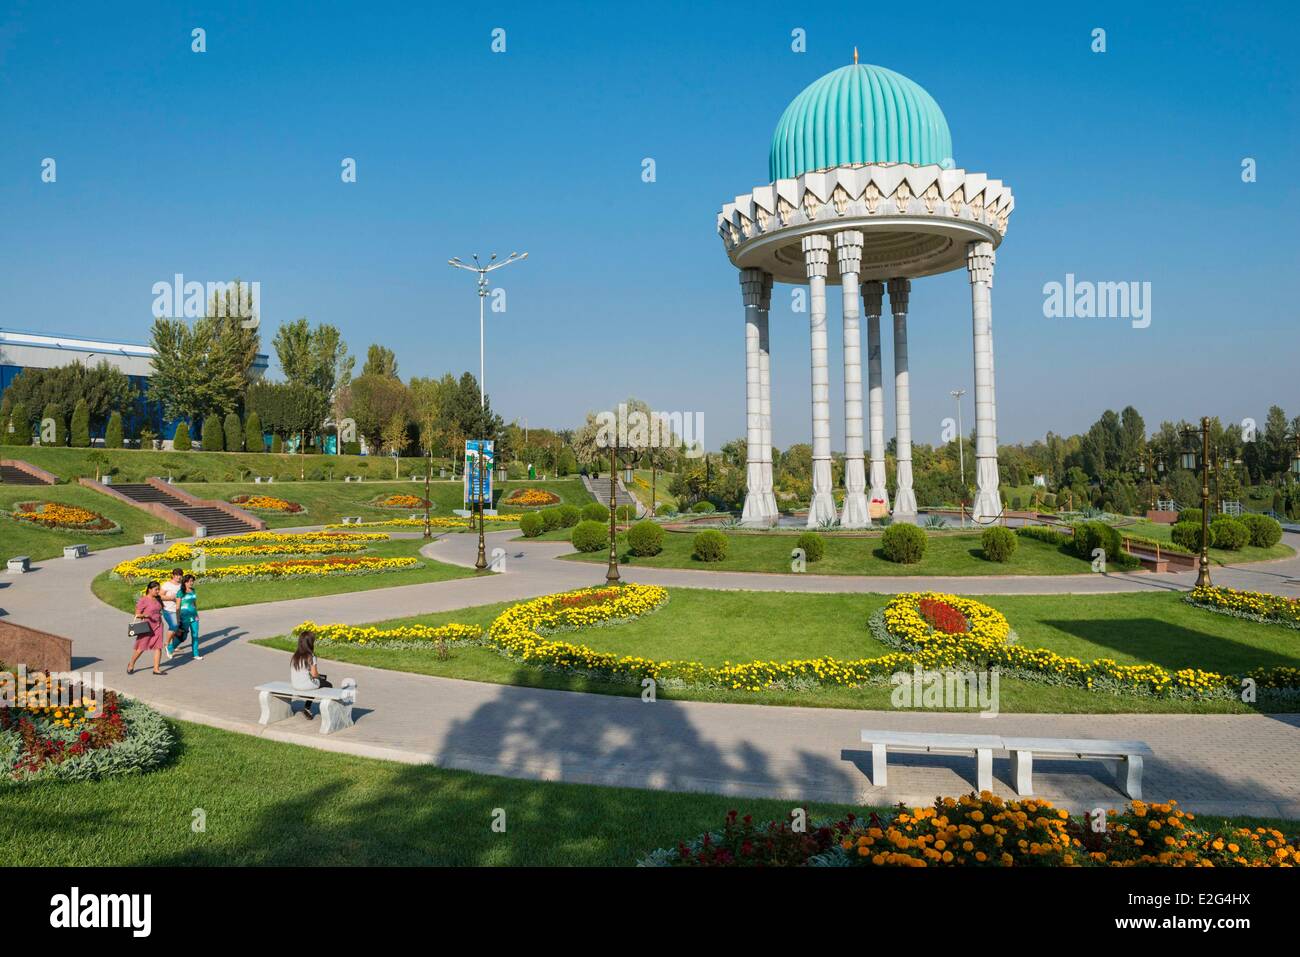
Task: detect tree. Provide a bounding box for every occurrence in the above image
[1261,405,1290,480]
[0,361,139,436]
[105,411,124,449]
[347,374,412,448]
[70,399,91,448]
[362,344,399,379]
[271,434,283,453]
[246,381,329,450]
[173,422,192,451]
[40,402,66,446]
[224,412,243,452]
[6,402,29,445]
[409,374,456,456]
[273,319,353,403]
[147,288,260,422]
[245,411,264,452]
[382,413,409,458]
[201,414,224,452]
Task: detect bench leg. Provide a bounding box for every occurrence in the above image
[259,691,293,726]
[1011,750,1033,796]
[318,698,355,735]
[870,743,888,787]
[1116,755,1143,801]
[976,748,993,794]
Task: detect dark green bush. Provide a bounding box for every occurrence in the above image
[692,529,728,562]
[627,520,664,556]
[796,531,825,563]
[245,412,264,453]
[1171,521,1213,551]
[571,520,608,552]
[616,504,637,522]
[691,501,716,513]
[655,502,676,516]
[1240,512,1282,548]
[981,526,1018,562]
[201,414,224,452]
[70,399,90,448]
[224,412,243,452]
[1209,516,1248,550]
[1179,507,1203,528]
[1071,521,1121,563]
[556,504,581,528]
[582,502,610,522]
[881,523,926,564]
[539,507,563,531]
[104,411,124,449]
[270,434,283,454]
[1016,525,1069,546]
[172,423,192,451]
[519,512,544,538]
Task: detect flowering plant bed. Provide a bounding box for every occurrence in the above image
[324,515,518,529]
[0,671,173,784]
[296,621,482,648]
[1185,586,1300,631]
[6,501,120,534]
[639,793,1300,867]
[230,494,305,514]
[503,488,560,507]
[370,493,432,510]
[110,532,414,582]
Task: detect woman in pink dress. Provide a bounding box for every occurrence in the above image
[128,580,168,676]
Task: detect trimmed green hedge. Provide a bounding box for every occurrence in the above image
[796,531,825,563]
[981,526,1017,562]
[881,523,926,564]
[572,520,607,552]
[582,502,610,523]
[627,520,664,556]
[519,512,544,537]
[692,529,728,562]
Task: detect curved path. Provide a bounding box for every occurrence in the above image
[1,528,1298,818]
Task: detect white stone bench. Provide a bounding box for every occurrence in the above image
[6,556,31,574]
[860,729,1002,792]
[143,532,165,545]
[1001,736,1153,800]
[341,516,363,524]
[256,679,357,735]
[62,544,89,559]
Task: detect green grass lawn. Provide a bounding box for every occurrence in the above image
[176,478,589,528]
[256,589,1300,714]
[551,527,1099,576]
[1121,518,1294,564]
[91,535,481,611]
[0,483,188,561]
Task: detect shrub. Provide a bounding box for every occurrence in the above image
[1071,520,1121,563]
[172,422,192,451]
[692,529,728,562]
[556,504,581,528]
[1015,526,1068,547]
[981,526,1018,562]
[519,512,544,538]
[692,500,717,513]
[571,520,607,552]
[1179,507,1203,528]
[1241,512,1283,548]
[881,523,926,564]
[1209,516,1248,550]
[201,414,224,452]
[5,401,28,445]
[796,531,825,563]
[270,434,283,454]
[70,399,90,448]
[539,507,563,531]
[582,502,610,522]
[245,412,264,452]
[224,412,242,452]
[616,504,637,522]
[40,402,65,446]
[1171,521,1213,551]
[104,411,124,449]
[341,440,361,456]
[627,520,664,556]
[656,502,677,517]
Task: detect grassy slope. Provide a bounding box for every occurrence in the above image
[0,483,188,561]
[256,589,1300,714]
[91,536,481,611]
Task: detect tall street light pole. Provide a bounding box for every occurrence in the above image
[950,388,967,491]
[448,252,528,408]
[1181,417,1213,589]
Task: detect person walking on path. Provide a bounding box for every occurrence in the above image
[166,574,203,660]
[289,630,331,721]
[160,568,183,658]
[128,580,168,676]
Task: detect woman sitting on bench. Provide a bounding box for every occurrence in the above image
[290,630,332,721]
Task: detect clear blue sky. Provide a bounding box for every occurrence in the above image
[2,0,1295,450]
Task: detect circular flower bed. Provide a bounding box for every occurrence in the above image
[503,487,560,508]
[0,671,174,784]
[6,501,120,534]
[638,793,1300,867]
[371,493,432,510]
[230,494,304,514]
[110,532,416,582]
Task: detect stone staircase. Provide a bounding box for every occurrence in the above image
[109,482,262,537]
[0,463,51,485]
[581,472,642,515]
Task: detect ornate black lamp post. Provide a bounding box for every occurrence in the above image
[604,442,639,584]
[1181,417,1213,588]
[474,442,489,571]
[423,446,433,540]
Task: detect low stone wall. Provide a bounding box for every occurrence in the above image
[0,620,72,672]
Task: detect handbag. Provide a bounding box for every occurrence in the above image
[128,620,153,638]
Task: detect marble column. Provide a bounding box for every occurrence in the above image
[739,267,773,526]
[968,241,1002,522]
[835,231,869,527]
[888,277,918,519]
[802,233,836,527]
[757,272,778,518]
[862,279,889,516]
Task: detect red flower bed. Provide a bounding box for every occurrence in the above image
[0,680,125,777]
[918,597,968,634]
[672,809,860,866]
[555,589,621,609]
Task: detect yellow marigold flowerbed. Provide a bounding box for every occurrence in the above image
[109,532,411,582]
[504,487,560,507]
[876,592,1298,698]
[1186,585,1300,631]
[372,493,430,510]
[230,494,304,514]
[295,621,482,647]
[324,515,517,530]
[7,501,119,533]
[640,793,1300,867]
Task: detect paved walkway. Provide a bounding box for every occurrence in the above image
[1,528,1297,817]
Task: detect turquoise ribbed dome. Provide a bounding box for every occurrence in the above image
[769,64,953,180]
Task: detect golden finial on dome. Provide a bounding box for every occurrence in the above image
[853,47,859,65]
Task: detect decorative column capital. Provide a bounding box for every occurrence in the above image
[967,241,995,286]
[759,271,773,311]
[887,277,911,315]
[833,230,864,277]
[739,267,766,307]
[861,279,884,317]
[801,233,831,280]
